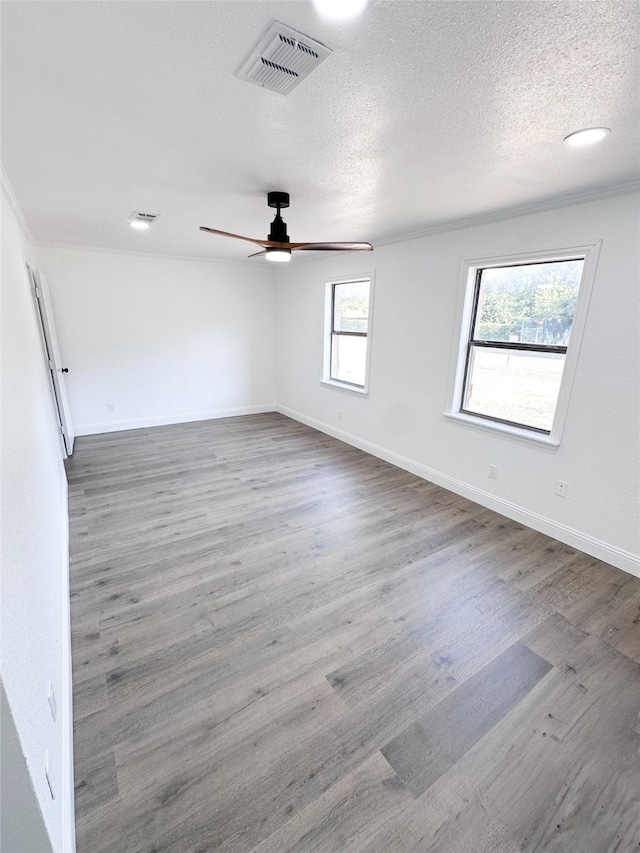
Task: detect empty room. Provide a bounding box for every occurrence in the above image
[1,1,639,852]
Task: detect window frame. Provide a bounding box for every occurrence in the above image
[446,242,602,447]
[321,273,375,394]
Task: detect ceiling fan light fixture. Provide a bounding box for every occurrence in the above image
[265,248,292,263]
[563,127,611,147]
[313,0,368,20]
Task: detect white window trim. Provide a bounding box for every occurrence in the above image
[444,241,602,448]
[321,272,375,395]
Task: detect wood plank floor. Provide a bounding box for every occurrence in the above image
[66,413,640,853]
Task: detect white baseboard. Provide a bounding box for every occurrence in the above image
[61,476,76,852]
[278,405,640,579]
[74,404,276,436]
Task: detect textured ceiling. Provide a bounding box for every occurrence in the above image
[1,1,638,261]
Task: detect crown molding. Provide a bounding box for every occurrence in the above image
[31,240,270,270]
[11,178,640,268]
[0,163,35,242]
[375,181,640,249]
[31,237,348,268]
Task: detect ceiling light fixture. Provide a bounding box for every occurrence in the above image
[312,0,368,21]
[129,220,150,231]
[265,248,292,263]
[563,127,611,148]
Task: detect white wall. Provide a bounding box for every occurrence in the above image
[1,184,74,850]
[35,246,277,434]
[275,192,640,576]
[1,682,53,852]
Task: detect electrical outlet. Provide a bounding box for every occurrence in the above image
[45,752,55,800]
[337,410,343,420]
[107,403,116,413]
[47,682,57,722]
[488,464,498,480]
[555,480,568,497]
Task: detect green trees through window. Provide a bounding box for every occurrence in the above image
[474,260,582,346]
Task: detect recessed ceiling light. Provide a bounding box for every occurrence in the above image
[265,248,292,263]
[129,220,150,231]
[312,0,367,21]
[563,127,611,148]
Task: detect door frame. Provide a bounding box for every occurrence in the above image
[26,262,75,456]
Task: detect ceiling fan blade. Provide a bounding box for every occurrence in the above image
[290,242,373,252]
[200,227,269,248]
[248,242,372,258]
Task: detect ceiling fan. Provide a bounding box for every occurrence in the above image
[200,192,373,262]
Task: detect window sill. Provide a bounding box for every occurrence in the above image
[444,411,560,448]
[320,379,369,396]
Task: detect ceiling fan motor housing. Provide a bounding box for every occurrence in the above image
[268,215,289,242]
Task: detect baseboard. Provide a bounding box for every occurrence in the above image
[61,476,76,853]
[74,405,277,436]
[277,405,640,579]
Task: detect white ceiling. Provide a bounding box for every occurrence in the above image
[1,1,638,262]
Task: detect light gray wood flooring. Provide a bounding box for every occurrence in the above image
[66,413,640,852]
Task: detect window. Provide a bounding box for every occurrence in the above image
[323,277,373,391]
[448,244,601,445]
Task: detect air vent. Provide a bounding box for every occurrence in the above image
[236,21,332,95]
[130,211,159,224]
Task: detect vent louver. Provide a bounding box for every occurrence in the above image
[130,211,159,224]
[236,22,332,95]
